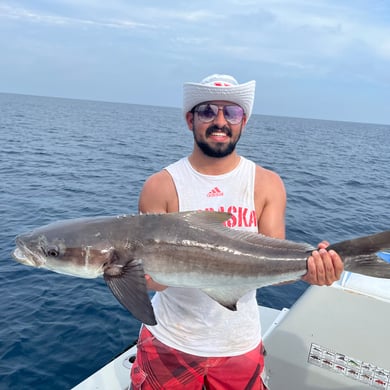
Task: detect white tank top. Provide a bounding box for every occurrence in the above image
[146,156,261,356]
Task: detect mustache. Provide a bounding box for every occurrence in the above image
[205,125,232,137]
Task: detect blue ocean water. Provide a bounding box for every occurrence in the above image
[0,93,389,389]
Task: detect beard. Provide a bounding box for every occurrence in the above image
[193,124,242,158]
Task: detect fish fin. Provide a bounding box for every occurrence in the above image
[342,254,390,279]
[104,259,157,325]
[200,286,254,311]
[182,211,314,252]
[328,231,390,279]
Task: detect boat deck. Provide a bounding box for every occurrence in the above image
[74,273,390,389]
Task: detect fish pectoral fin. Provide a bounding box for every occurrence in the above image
[200,287,253,311]
[104,259,157,326]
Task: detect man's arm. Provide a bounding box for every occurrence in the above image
[138,170,178,291]
[254,165,344,286]
[255,166,286,239]
[138,170,178,214]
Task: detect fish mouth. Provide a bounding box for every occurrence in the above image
[12,243,45,268]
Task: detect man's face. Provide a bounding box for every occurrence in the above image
[188,101,246,158]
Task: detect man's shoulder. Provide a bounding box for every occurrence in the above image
[254,164,285,195]
[139,170,178,213]
[144,169,173,187]
[254,163,282,180]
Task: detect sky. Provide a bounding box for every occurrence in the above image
[1,0,389,124]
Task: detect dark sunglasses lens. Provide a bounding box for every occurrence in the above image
[196,104,218,122]
[195,104,244,124]
[223,106,244,124]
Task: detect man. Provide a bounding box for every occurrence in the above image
[130,74,344,389]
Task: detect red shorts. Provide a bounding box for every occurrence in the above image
[130,326,267,390]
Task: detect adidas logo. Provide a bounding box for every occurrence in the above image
[207,187,224,197]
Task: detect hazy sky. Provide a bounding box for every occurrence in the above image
[1,0,389,124]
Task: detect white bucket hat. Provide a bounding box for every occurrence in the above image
[183,74,256,122]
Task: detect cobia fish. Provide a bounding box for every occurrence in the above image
[12,211,390,325]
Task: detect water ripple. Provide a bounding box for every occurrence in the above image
[1,93,389,388]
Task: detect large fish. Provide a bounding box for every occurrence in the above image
[12,211,390,325]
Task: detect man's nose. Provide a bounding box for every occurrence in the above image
[213,107,228,127]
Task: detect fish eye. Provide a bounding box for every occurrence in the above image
[45,246,60,257]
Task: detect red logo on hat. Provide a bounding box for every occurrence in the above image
[213,82,232,87]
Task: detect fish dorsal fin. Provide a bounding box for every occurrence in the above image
[180,211,314,252]
[104,258,157,325]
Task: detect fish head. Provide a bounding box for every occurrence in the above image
[12,217,119,279]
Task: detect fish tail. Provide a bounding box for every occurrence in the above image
[327,231,390,279]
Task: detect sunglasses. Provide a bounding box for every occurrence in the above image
[194,104,245,125]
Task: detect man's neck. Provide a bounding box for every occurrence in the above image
[188,150,241,175]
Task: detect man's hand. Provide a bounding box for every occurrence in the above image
[302,241,344,286]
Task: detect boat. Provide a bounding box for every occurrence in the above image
[73,272,390,390]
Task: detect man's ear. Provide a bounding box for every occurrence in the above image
[186,111,194,131]
[242,114,248,129]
